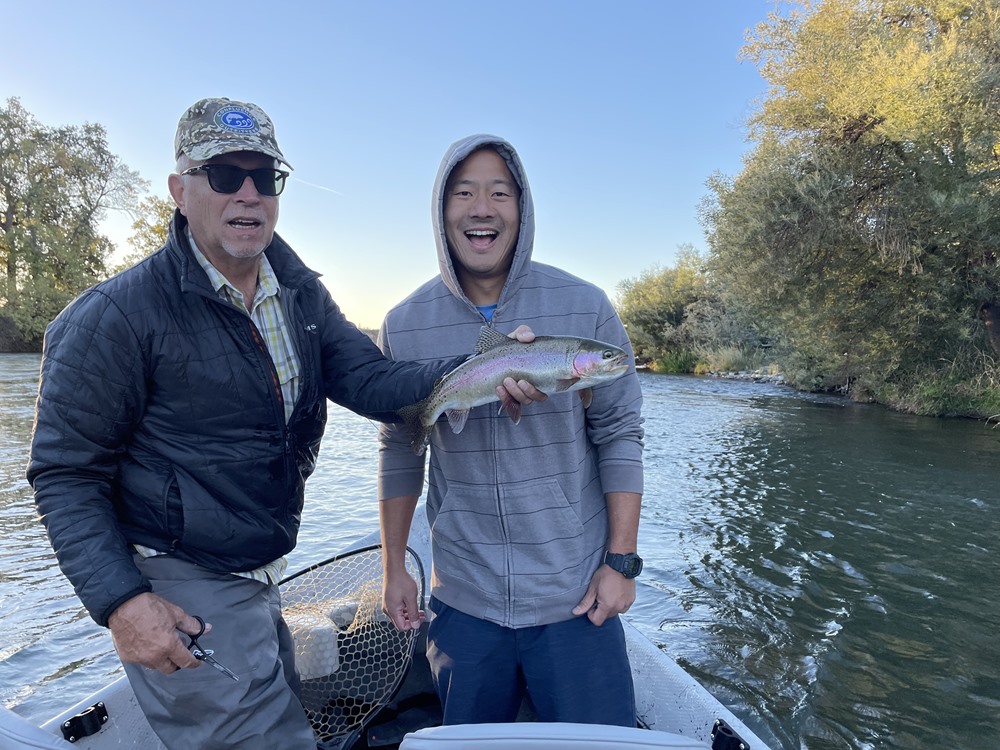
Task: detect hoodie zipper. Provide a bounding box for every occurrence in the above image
[483,315,514,625]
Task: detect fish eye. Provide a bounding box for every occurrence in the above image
[603,349,615,359]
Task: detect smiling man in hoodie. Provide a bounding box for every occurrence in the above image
[377,135,645,726]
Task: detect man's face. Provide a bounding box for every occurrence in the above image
[168,150,280,267]
[444,148,521,285]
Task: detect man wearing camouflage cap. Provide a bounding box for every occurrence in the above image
[28,97,543,749]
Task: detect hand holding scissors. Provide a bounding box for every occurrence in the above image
[183,616,240,682]
[108,593,209,673]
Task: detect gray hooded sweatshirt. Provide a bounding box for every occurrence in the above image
[378,134,644,628]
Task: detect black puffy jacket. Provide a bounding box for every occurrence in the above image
[28,214,449,626]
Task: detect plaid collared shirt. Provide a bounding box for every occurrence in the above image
[188,231,300,424]
[133,232,300,586]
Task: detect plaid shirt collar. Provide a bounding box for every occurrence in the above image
[186,227,280,304]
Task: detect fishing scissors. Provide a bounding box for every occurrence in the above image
[184,616,240,682]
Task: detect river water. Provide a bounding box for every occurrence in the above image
[2,353,998,749]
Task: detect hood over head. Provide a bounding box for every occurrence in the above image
[432,134,535,312]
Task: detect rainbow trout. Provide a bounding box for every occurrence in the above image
[398,326,629,455]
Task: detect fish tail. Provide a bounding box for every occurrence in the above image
[398,401,432,455]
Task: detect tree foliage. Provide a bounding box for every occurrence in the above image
[616,246,709,359]
[110,195,175,275]
[703,0,1000,406]
[0,97,146,347]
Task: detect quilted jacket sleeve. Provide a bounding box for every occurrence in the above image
[315,289,458,421]
[27,289,152,626]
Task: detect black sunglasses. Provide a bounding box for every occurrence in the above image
[181,164,289,197]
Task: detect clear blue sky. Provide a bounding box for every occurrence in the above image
[7,1,775,329]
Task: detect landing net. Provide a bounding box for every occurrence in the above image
[280,544,423,749]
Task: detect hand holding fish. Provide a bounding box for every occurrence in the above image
[398,326,630,455]
[495,325,551,409]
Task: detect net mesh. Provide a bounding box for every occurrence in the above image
[280,544,423,747]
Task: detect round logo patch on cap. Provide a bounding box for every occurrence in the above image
[213,105,260,134]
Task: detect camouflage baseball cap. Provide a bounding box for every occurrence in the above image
[174,97,292,169]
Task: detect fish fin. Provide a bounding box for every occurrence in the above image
[578,387,593,409]
[497,392,522,425]
[555,377,580,392]
[445,408,470,434]
[475,326,513,354]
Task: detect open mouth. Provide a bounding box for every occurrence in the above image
[465,229,498,249]
[229,218,262,231]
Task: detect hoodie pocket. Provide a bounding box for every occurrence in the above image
[500,478,587,597]
[432,478,587,600]
[432,482,506,585]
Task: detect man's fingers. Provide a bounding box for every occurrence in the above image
[572,589,597,617]
[177,615,210,638]
[499,377,548,406]
[508,325,535,343]
[387,605,424,632]
[171,638,204,670]
[517,380,548,402]
[588,601,611,627]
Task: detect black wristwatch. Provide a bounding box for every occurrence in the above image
[603,551,643,579]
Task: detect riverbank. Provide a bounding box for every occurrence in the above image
[705,369,787,385]
[696,361,1000,419]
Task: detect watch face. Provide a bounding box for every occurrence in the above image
[623,554,643,578]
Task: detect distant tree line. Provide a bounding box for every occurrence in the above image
[0,97,171,351]
[619,0,1000,418]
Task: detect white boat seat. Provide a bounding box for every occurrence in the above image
[399,722,708,749]
[0,704,69,749]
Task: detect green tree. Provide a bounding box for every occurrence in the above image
[110,195,175,274]
[704,0,1000,408]
[0,97,146,348]
[616,246,708,360]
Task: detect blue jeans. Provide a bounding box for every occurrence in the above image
[426,597,636,727]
